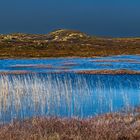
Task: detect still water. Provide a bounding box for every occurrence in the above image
[0,55,140,73]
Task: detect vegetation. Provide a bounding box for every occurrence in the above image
[0,29,140,58]
[76,69,140,74]
[0,112,140,140]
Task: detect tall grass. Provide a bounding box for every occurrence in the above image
[0,74,139,124]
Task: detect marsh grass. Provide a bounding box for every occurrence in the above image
[0,113,140,140]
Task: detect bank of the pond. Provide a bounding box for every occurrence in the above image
[76,69,140,74]
[0,69,140,75]
[0,112,140,140]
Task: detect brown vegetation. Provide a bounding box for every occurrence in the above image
[1,69,140,75]
[0,71,34,75]
[61,62,79,67]
[90,59,138,63]
[0,113,140,140]
[76,69,140,74]
[10,64,53,69]
[0,29,140,58]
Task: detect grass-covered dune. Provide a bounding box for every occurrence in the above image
[0,29,140,58]
[0,112,140,140]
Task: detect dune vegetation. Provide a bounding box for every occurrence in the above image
[0,29,140,58]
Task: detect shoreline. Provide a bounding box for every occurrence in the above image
[0,69,140,75]
[0,54,139,59]
[76,69,140,75]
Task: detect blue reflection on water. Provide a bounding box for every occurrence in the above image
[0,55,140,73]
[0,73,139,123]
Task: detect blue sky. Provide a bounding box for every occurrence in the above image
[0,0,140,37]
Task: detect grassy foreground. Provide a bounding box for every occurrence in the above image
[0,113,140,140]
[0,29,140,58]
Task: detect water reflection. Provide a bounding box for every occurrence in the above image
[0,73,139,123]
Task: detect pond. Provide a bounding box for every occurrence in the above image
[0,55,140,73]
[0,55,140,123]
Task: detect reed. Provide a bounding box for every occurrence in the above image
[0,73,139,124]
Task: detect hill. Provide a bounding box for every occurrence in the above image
[0,29,140,58]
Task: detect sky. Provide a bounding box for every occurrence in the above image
[0,0,140,37]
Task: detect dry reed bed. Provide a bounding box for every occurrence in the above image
[76,70,140,75]
[0,69,140,75]
[0,113,140,140]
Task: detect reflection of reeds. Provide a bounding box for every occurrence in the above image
[0,74,139,124]
[0,74,92,123]
[0,76,9,113]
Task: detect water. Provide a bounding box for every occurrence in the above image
[0,74,140,123]
[0,55,140,123]
[0,55,140,73]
